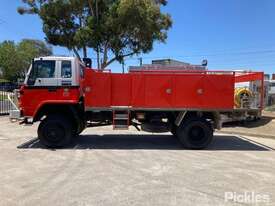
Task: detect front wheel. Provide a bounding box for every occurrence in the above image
[177,117,213,149]
[38,114,73,148]
[170,124,178,137]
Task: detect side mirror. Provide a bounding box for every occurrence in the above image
[83,58,92,68]
[202,59,208,67]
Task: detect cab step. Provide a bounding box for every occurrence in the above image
[113,110,130,130]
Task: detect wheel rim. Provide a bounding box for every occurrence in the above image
[43,123,65,143]
[188,125,207,145]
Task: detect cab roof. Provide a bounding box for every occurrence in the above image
[34,56,78,61]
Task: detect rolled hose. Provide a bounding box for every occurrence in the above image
[234,88,253,108]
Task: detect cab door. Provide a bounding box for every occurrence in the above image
[29,60,58,87]
[21,60,58,116]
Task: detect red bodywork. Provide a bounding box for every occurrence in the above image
[84,69,264,110]
[19,87,80,117]
[19,68,264,118]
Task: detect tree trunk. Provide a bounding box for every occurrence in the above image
[101,44,108,69]
[96,47,100,70]
[72,47,81,60]
[87,0,94,15]
[101,52,135,70]
[83,46,87,58]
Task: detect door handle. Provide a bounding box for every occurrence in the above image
[166,88,172,94]
[197,88,204,95]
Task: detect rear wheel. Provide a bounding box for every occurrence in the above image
[38,114,73,148]
[177,117,213,149]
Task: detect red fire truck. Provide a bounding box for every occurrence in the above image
[11,56,264,149]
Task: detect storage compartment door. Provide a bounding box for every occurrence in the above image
[144,75,172,108]
[173,74,204,108]
[85,72,111,108]
[202,74,234,109]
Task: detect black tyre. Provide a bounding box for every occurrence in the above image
[170,124,178,137]
[38,114,73,148]
[76,120,86,135]
[177,117,213,149]
[71,121,86,138]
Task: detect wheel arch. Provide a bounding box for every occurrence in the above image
[34,103,85,129]
[174,111,221,130]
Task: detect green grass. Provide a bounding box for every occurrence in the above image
[265,105,275,112]
[0,79,10,83]
[0,94,8,101]
[0,79,11,101]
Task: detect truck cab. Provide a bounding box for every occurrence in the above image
[25,56,84,87]
[20,56,85,119]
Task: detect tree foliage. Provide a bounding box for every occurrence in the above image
[0,41,20,82]
[18,39,52,74]
[0,39,52,82]
[18,0,172,69]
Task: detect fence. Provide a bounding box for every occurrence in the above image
[0,85,18,115]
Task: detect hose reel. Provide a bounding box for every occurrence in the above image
[234,88,253,108]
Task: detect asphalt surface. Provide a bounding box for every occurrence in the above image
[1,116,275,206]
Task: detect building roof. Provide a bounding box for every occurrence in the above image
[129,59,206,71]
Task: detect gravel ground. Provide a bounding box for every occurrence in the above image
[221,111,275,139]
[1,116,275,206]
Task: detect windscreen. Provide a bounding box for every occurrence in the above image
[27,60,56,85]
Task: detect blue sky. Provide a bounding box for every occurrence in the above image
[1,0,275,74]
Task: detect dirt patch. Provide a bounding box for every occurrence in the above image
[221,111,275,139]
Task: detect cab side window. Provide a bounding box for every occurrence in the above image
[34,60,55,78]
[61,61,72,78]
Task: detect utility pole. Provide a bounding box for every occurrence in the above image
[122,60,125,73]
[138,57,143,66]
